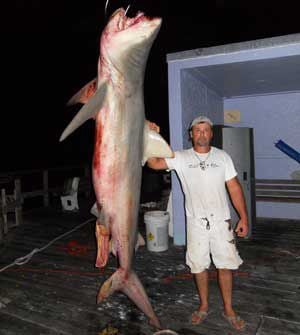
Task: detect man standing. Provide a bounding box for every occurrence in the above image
[147,116,248,331]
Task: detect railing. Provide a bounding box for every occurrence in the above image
[256,179,300,203]
[0,164,92,243]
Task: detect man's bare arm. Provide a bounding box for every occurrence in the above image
[226,177,249,237]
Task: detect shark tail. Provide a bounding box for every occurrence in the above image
[97,268,161,329]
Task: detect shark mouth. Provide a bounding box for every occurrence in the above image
[116,8,155,31]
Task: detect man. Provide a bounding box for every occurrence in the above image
[147,116,248,331]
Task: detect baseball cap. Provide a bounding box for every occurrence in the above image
[189,116,213,129]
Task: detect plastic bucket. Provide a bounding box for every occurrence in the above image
[144,211,170,252]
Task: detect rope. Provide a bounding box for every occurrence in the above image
[0,217,94,273]
[153,330,179,335]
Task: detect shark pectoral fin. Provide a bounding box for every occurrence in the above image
[95,221,110,268]
[142,124,173,165]
[59,81,107,142]
[135,232,146,252]
[67,77,97,106]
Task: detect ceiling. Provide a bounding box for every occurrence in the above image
[189,54,300,98]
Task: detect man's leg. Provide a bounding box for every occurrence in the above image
[191,270,209,324]
[218,269,245,330]
[218,269,233,314]
[186,220,210,324]
[194,270,209,311]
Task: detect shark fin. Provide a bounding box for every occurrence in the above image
[97,269,161,329]
[67,77,97,106]
[95,221,110,268]
[109,239,118,257]
[142,121,173,166]
[106,232,144,256]
[135,232,146,252]
[60,81,107,142]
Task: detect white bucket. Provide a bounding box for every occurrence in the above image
[144,211,170,252]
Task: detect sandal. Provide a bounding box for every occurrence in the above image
[222,313,245,331]
[191,310,208,325]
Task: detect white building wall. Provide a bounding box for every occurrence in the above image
[224,92,300,219]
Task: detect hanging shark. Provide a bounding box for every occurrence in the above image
[60,8,173,329]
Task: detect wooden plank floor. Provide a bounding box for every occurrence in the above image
[0,200,300,334]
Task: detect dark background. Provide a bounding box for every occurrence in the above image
[1,0,300,171]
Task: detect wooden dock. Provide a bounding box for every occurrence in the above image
[0,200,300,334]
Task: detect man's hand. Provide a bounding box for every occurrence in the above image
[235,218,248,237]
[147,121,160,133]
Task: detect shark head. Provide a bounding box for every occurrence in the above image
[99,8,162,79]
[60,8,161,142]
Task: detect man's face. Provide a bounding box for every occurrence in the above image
[190,122,213,147]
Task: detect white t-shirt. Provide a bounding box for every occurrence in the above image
[165,146,237,221]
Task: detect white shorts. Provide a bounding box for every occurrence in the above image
[186,217,243,273]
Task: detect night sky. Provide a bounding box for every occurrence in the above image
[2,0,300,171]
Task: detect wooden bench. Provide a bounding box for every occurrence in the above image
[256,179,300,203]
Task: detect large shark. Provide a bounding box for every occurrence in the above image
[60,8,173,329]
